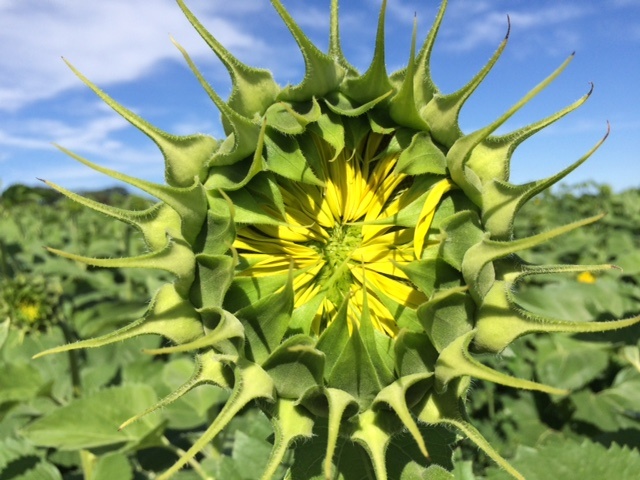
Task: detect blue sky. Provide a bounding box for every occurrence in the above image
[1,0,639,194]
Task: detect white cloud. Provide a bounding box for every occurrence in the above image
[170,118,221,137]
[508,5,591,29]
[0,0,268,111]
[447,0,493,17]
[385,0,419,24]
[0,104,162,184]
[440,4,591,53]
[288,6,331,31]
[1,105,126,151]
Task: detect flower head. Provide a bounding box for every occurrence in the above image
[1,274,62,333]
[235,131,454,338]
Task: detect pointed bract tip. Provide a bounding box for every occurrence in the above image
[505,14,511,39]
[118,416,137,431]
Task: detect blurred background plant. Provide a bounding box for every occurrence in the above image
[1,183,639,479]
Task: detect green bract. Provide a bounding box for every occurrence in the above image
[35,1,640,478]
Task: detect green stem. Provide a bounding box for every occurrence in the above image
[487,384,495,419]
[160,436,213,480]
[59,319,82,397]
[79,450,96,479]
[0,239,10,277]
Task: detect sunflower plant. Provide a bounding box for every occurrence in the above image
[32,1,639,479]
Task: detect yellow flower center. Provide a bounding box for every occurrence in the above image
[18,301,41,323]
[234,132,453,337]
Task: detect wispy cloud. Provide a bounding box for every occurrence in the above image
[288,6,331,32]
[0,102,162,188]
[440,3,591,54]
[2,103,128,152]
[0,0,268,112]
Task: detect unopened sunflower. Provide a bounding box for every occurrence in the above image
[35,1,640,479]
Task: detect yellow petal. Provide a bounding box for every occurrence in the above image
[414,178,455,259]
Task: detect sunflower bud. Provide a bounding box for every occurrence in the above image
[35,1,639,478]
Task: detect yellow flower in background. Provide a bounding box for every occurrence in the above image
[577,271,597,284]
[17,301,41,324]
[1,274,62,332]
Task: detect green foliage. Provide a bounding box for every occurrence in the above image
[1,184,638,478]
[445,183,640,479]
[484,436,640,480]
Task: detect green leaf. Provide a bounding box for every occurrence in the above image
[90,453,133,480]
[319,297,393,407]
[3,462,62,480]
[0,363,43,405]
[20,384,162,451]
[438,211,484,271]
[316,298,351,374]
[485,435,640,480]
[0,438,62,480]
[571,368,640,432]
[534,335,610,391]
[373,374,434,459]
[616,250,640,276]
[515,281,621,322]
[200,457,244,480]
[209,190,280,226]
[227,430,274,480]
[453,460,477,480]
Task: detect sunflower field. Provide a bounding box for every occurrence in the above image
[1,182,638,480]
